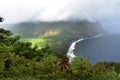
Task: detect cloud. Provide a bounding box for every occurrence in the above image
[0,0,120,24]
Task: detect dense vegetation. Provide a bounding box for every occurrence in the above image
[1,28,120,80]
[3,20,103,53]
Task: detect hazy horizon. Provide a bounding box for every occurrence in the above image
[0,0,120,33]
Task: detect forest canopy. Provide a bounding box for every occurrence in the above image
[0,28,120,80]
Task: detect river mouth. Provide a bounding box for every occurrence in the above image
[74,34,120,64]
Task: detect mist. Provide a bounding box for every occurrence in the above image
[0,0,120,33]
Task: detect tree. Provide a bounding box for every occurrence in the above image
[70,57,94,79]
[0,17,4,22]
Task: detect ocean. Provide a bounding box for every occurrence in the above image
[73,34,120,64]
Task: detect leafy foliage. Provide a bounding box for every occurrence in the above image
[0,28,120,80]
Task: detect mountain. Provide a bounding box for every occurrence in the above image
[1,20,103,52]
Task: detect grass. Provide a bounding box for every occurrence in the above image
[20,37,47,49]
[20,34,76,52]
[20,36,64,49]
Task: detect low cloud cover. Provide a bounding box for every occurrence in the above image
[0,0,120,33]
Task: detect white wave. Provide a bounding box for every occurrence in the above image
[90,34,103,39]
[67,38,84,63]
[66,34,103,63]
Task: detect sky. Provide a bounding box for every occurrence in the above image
[0,0,120,33]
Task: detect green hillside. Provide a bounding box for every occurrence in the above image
[1,28,120,80]
[4,20,103,52]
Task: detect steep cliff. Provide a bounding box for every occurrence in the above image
[6,20,103,52]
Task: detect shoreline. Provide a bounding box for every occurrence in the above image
[66,34,103,63]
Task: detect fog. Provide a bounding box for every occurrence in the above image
[0,0,120,33]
